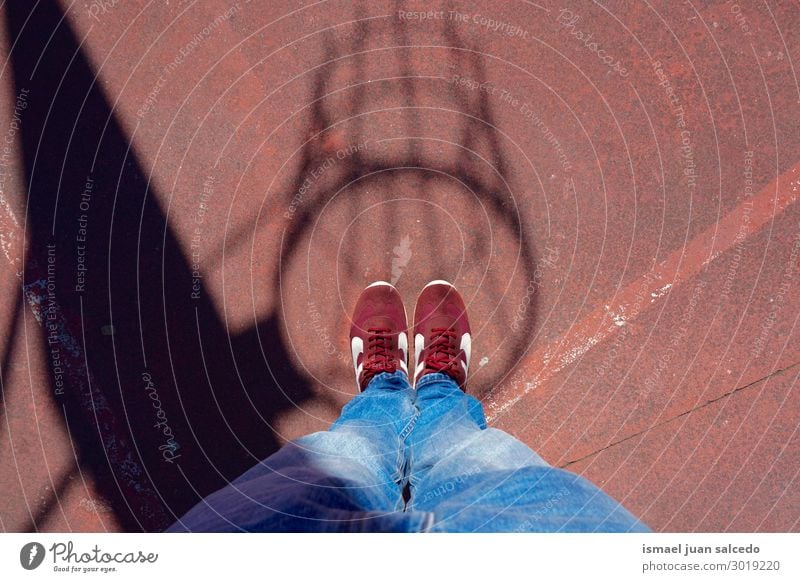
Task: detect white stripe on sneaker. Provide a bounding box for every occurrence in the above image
[351,336,363,373]
[398,331,408,363]
[413,333,425,383]
[460,332,471,368]
[414,362,425,383]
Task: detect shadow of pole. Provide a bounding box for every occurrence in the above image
[3,1,542,532]
[4,1,318,531]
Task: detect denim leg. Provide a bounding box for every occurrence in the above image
[167,371,430,532]
[407,373,649,532]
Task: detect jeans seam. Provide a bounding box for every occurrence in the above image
[420,512,436,532]
[399,401,420,511]
[415,372,459,391]
[365,370,413,391]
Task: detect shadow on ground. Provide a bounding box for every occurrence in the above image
[3,1,538,530]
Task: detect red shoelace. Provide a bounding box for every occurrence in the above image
[423,328,459,374]
[361,327,398,384]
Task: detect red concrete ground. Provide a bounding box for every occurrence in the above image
[0,0,798,532]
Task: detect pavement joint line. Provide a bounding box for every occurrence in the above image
[486,160,800,423]
[558,360,800,469]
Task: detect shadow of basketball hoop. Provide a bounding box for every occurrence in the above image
[270,14,541,401]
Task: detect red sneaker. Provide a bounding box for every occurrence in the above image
[413,280,471,389]
[349,281,409,391]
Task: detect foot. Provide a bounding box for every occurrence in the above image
[413,280,471,389]
[349,281,409,391]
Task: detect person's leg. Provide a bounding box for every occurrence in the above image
[167,370,426,532]
[168,282,433,532]
[407,280,648,532]
[407,373,648,532]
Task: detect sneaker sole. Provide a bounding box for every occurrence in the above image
[422,279,456,290]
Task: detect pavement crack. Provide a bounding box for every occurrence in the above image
[559,360,800,469]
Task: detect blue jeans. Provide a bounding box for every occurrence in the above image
[167,371,649,532]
